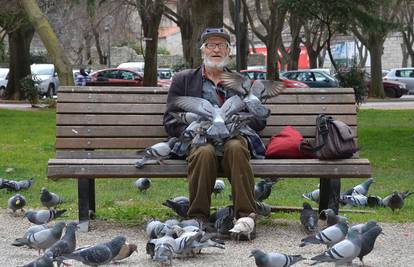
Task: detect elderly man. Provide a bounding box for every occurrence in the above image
[163,28,266,239]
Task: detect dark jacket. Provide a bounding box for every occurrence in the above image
[163,66,266,137]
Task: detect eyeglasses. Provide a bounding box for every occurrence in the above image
[204,43,229,49]
[204,28,225,34]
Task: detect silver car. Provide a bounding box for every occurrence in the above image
[384,67,414,94]
[281,69,339,88]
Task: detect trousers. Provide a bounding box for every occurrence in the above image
[186,136,256,220]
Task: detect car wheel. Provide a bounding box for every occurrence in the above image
[46,84,55,98]
[385,88,397,98]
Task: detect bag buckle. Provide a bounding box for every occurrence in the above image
[318,118,329,134]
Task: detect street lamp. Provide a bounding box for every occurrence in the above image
[104,25,111,68]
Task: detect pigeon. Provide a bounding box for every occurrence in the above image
[112,242,137,263]
[25,209,67,224]
[249,249,304,267]
[358,225,383,264]
[220,72,285,119]
[255,177,280,202]
[0,177,8,189]
[300,202,318,233]
[22,253,54,267]
[342,177,374,196]
[151,236,175,265]
[229,213,256,241]
[256,201,272,217]
[340,194,368,207]
[172,230,203,257]
[172,95,246,139]
[350,220,379,234]
[322,208,348,227]
[44,222,78,263]
[303,188,320,203]
[40,187,64,209]
[57,235,126,266]
[12,224,49,247]
[167,111,200,125]
[8,193,26,212]
[13,221,66,253]
[211,205,234,235]
[300,221,349,248]
[310,228,362,266]
[382,191,413,212]
[3,177,34,191]
[134,177,151,192]
[162,196,190,218]
[213,179,225,197]
[367,195,383,207]
[146,220,167,239]
[135,137,178,168]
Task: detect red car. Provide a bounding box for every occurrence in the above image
[240,69,309,88]
[88,68,169,87]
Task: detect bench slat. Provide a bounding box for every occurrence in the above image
[47,160,371,178]
[56,94,356,106]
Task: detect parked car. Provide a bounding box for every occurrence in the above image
[383,67,414,94]
[281,69,339,88]
[365,73,408,98]
[158,68,173,80]
[30,64,59,97]
[240,69,309,88]
[0,68,9,97]
[117,62,145,74]
[88,68,169,87]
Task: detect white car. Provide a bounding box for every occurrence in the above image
[117,62,145,75]
[384,67,414,94]
[0,68,8,97]
[31,64,59,97]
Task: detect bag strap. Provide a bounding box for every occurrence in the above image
[299,114,330,153]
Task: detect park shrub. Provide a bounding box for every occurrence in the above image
[335,67,368,106]
[20,74,41,105]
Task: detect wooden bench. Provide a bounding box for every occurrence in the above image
[47,86,371,230]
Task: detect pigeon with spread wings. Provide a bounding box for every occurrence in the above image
[220,72,285,119]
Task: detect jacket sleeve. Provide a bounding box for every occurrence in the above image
[163,73,187,137]
[248,117,267,132]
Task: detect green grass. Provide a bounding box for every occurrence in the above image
[0,108,413,225]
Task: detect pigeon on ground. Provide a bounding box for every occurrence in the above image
[44,222,78,264]
[25,209,67,225]
[134,178,151,192]
[310,228,362,266]
[350,220,378,234]
[40,187,64,209]
[255,177,280,202]
[146,220,173,239]
[249,249,304,267]
[112,242,138,263]
[13,221,66,254]
[8,193,26,212]
[340,194,368,207]
[211,205,234,235]
[382,191,413,212]
[0,177,8,189]
[135,137,178,168]
[358,225,383,264]
[302,188,320,203]
[300,221,349,248]
[57,235,126,266]
[151,236,175,265]
[367,195,383,207]
[220,72,285,119]
[300,202,318,233]
[322,208,348,227]
[3,177,34,191]
[213,179,225,197]
[172,95,246,139]
[22,252,54,267]
[229,213,256,241]
[342,177,374,196]
[12,224,49,247]
[256,201,272,217]
[162,196,190,218]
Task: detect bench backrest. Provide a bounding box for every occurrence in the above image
[55,86,357,159]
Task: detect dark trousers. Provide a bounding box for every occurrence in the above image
[186,136,256,220]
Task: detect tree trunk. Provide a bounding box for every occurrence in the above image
[401,42,408,67]
[368,39,385,98]
[190,0,223,67]
[19,0,74,86]
[138,0,164,86]
[307,47,318,69]
[6,24,34,100]
[177,0,192,68]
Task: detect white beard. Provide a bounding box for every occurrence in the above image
[202,55,229,70]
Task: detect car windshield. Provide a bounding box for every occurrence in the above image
[31,67,54,76]
[158,70,172,79]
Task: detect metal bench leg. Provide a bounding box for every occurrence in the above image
[319,178,340,216]
[78,178,95,232]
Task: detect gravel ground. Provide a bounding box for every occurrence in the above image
[1,209,413,267]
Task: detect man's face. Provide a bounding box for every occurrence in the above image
[201,36,230,69]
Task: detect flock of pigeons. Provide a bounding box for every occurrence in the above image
[135,72,285,167]
[1,177,136,266]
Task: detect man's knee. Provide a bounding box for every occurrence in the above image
[190,144,216,160]
[224,138,247,153]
